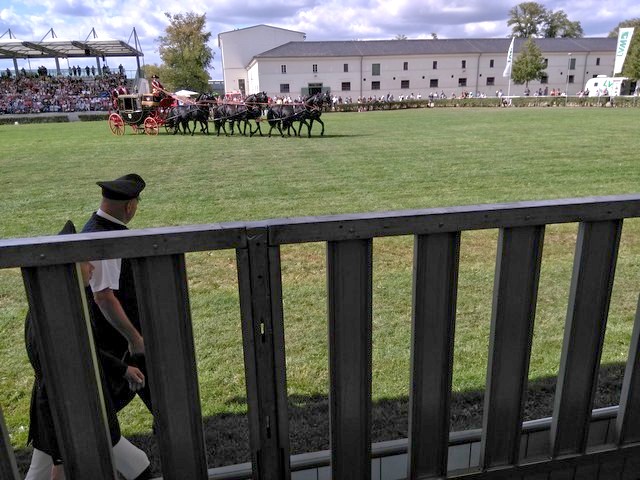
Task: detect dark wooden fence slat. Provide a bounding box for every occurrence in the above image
[22,264,116,479]
[0,404,20,480]
[327,239,372,480]
[130,254,208,480]
[236,228,290,480]
[267,195,640,245]
[615,294,640,445]
[598,460,624,480]
[407,232,460,479]
[481,226,545,467]
[550,220,622,457]
[0,224,246,269]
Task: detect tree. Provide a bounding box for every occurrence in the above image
[394,34,408,40]
[543,10,583,38]
[511,38,547,89]
[507,2,546,38]
[431,32,438,40]
[507,2,582,39]
[609,19,640,80]
[157,12,214,92]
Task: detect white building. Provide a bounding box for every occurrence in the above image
[219,26,618,99]
[218,24,306,96]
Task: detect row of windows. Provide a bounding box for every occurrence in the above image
[280,74,577,93]
[279,57,595,75]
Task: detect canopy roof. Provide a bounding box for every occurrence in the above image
[0,38,143,61]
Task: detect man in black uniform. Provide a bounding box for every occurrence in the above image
[81,173,153,412]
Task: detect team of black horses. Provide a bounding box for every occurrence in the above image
[164,91,332,137]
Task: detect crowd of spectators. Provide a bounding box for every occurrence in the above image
[0,70,129,114]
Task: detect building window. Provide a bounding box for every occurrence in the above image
[403,61,408,71]
[371,81,380,90]
[540,75,548,84]
[489,59,494,68]
[401,80,410,89]
[568,75,575,84]
[312,64,318,73]
[433,61,438,70]
[596,57,601,66]
[280,83,290,93]
[486,77,495,86]
[430,79,439,88]
[458,78,467,87]
[569,58,576,70]
[461,60,466,69]
[342,82,351,91]
[543,58,548,67]
[344,63,349,72]
[372,63,381,76]
[281,65,287,74]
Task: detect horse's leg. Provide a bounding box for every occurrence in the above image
[317,118,325,136]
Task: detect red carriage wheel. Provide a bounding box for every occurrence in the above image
[108,113,125,136]
[144,117,159,136]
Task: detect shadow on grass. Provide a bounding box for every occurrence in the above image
[13,363,625,476]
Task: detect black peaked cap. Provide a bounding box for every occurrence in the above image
[97,173,146,201]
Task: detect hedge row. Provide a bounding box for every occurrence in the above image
[1,96,639,125]
[334,96,640,111]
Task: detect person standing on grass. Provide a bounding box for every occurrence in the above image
[81,173,155,413]
[24,221,152,480]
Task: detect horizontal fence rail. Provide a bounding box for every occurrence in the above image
[2,194,640,480]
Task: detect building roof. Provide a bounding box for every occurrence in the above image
[219,23,306,37]
[255,37,617,59]
[0,38,143,61]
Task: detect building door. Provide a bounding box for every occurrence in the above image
[308,83,323,95]
[238,79,246,96]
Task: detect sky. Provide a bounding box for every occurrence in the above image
[1,0,638,81]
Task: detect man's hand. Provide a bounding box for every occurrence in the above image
[124,366,145,392]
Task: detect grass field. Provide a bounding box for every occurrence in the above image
[2,107,640,472]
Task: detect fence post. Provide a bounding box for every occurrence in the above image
[327,239,372,480]
[0,404,19,480]
[131,254,208,479]
[22,264,117,480]
[236,227,290,480]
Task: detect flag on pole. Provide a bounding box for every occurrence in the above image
[503,37,515,77]
[613,27,634,74]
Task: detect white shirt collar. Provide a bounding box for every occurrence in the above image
[96,208,127,227]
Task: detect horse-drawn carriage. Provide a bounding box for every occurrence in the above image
[108,93,173,136]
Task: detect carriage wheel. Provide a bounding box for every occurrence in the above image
[108,113,125,136]
[144,117,159,136]
[131,124,141,134]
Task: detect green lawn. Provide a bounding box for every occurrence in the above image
[1,107,640,470]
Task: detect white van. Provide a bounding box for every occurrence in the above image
[583,75,631,97]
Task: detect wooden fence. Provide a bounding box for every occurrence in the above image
[2,194,640,479]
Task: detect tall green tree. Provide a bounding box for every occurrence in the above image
[157,12,214,92]
[543,10,583,38]
[507,2,547,38]
[507,2,582,38]
[511,38,547,89]
[609,19,640,79]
